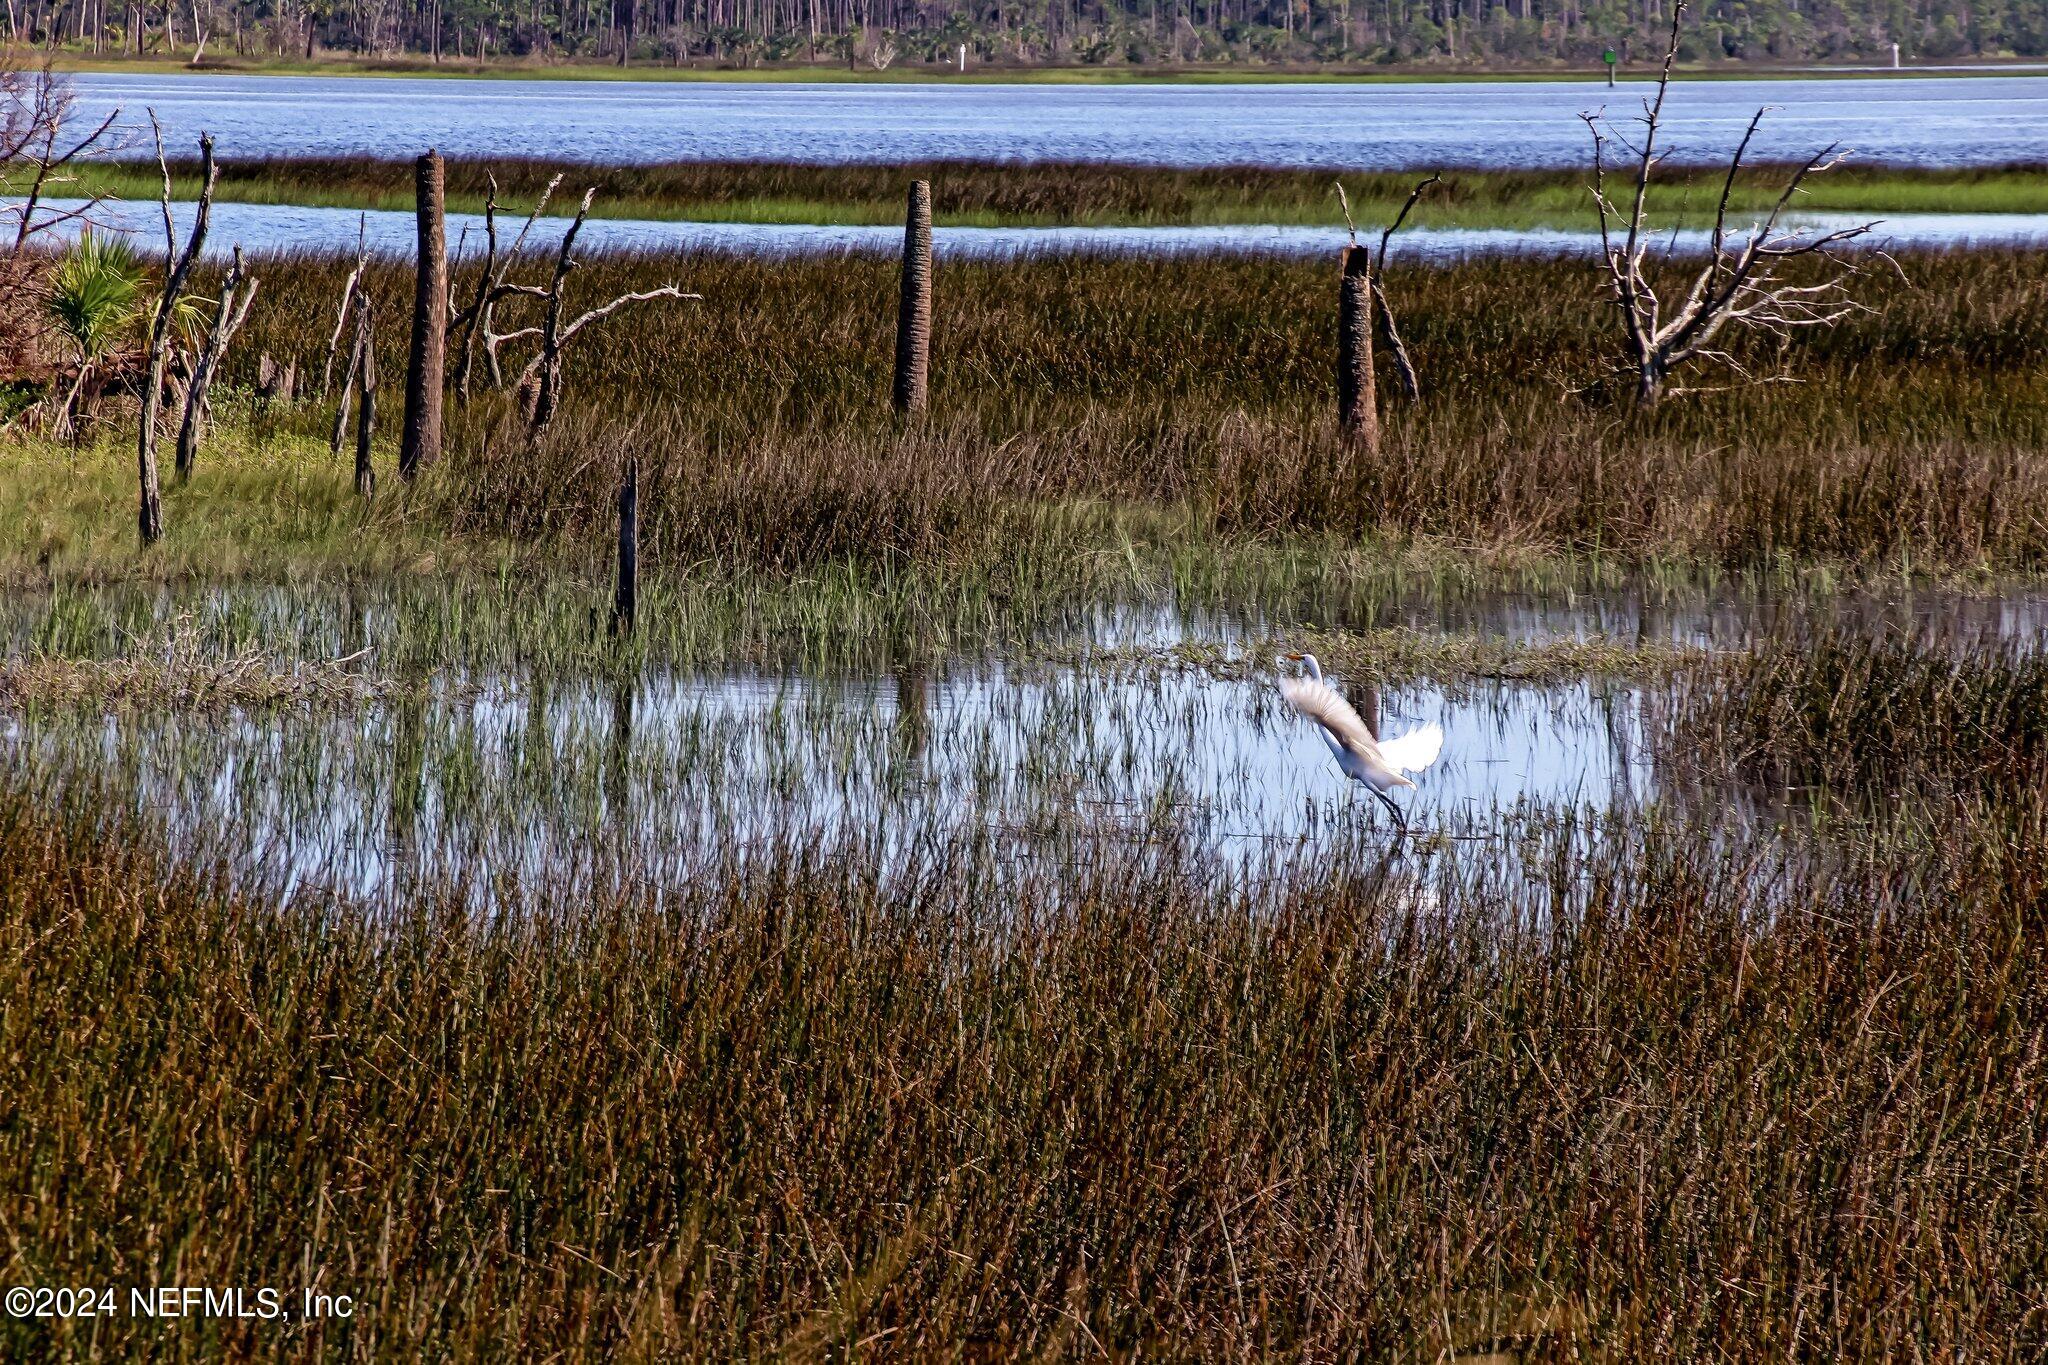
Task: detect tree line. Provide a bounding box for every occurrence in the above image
[3,0,2042,68]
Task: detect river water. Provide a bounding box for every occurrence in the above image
[65,70,2048,169]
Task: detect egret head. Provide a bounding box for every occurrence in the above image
[1283,651,1323,681]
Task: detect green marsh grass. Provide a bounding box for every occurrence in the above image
[84,156,2048,228]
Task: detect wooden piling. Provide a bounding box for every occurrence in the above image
[612,456,639,636]
[892,179,933,415]
[354,295,378,501]
[399,149,447,480]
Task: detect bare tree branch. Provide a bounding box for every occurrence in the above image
[1578,1,1884,404]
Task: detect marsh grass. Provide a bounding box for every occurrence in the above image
[7,227,2048,1355]
[391,246,2048,579]
[1671,629,2048,798]
[14,245,2047,600]
[1,760,2043,1358]
[83,157,2048,228]
[1055,628,1707,686]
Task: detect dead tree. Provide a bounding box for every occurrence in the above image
[399,149,447,480]
[1371,174,1438,403]
[319,215,369,398]
[441,182,695,432]
[506,191,698,434]
[1582,1,1880,405]
[353,292,377,500]
[1336,245,1378,453]
[612,455,638,636]
[329,278,378,496]
[449,171,564,400]
[893,179,933,415]
[2,61,122,256]
[137,117,215,548]
[449,170,562,400]
[174,244,257,481]
[1335,175,1437,405]
[255,352,297,407]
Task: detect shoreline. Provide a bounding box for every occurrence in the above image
[38,50,2048,86]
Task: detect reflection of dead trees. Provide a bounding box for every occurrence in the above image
[137,116,215,547]
[449,180,699,435]
[174,245,258,481]
[1582,1,1882,405]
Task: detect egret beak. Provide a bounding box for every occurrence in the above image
[1283,652,1306,661]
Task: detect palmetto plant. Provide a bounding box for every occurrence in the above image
[45,232,145,439]
[47,231,144,367]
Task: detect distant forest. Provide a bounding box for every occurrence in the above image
[5,0,2045,68]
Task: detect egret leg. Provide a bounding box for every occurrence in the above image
[1372,787,1408,838]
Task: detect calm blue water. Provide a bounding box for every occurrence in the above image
[24,197,2048,260]
[68,71,2048,169]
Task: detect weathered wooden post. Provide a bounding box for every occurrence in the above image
[892,179,932,415]
[1337,244,1378,454]
[612,455,638,635]
[399,149,447,480]
[354,294,377,500]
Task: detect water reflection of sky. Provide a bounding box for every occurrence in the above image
[20,197,2048,261]
[61,71,2048,169]
[5,664,1653,902]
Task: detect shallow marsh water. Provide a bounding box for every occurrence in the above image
[3,663,1657,902]
[6,578,2042,904]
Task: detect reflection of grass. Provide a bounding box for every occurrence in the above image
[69,157,2048,229]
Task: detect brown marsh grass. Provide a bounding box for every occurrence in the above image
[216,245,2048,581]
[2,766,2045,1359]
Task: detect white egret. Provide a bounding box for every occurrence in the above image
[1279,652,1444,832]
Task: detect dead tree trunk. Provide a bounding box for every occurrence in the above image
[399,149,446,480]
[892,178,932,416]
[354,293,377,499]
[1335,174,1436,406]
[320,215,368,398]
[174,244,257,481]
[511,190,696,435]
[329,287,364,458]
[612,455,638,636]
[138,121,215,547]
[1337,245,1378,454]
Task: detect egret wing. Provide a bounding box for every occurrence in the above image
[1377,721,1445,774]
[1279,676,1378,758]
